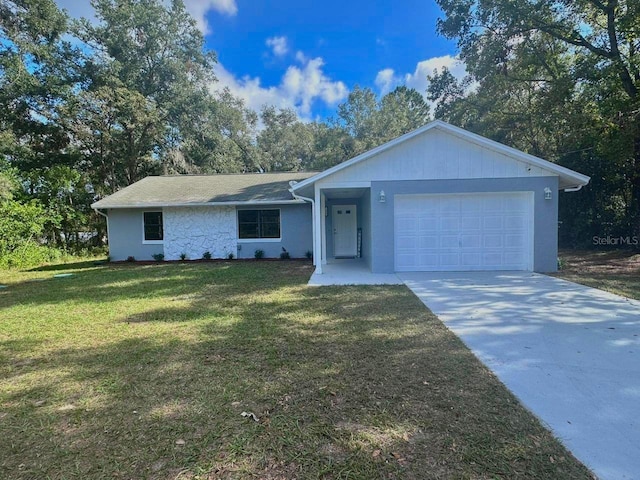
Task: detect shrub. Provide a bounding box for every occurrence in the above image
[152,253,164,262]
[280,248,290,260]
[0,241,63,270]
[126,256,136,262]
[202,251,212,260]
[227,252,235,260]
[305,250,313,260]
[254,249,264,259]
[179,252,188,261]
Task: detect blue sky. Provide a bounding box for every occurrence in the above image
[56,0,466,120]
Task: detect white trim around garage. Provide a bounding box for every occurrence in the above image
[393,191,535,272]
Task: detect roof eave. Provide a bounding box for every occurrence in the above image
[291,120,591,190]
[91,199,306,209]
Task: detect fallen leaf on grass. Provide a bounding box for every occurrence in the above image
[175,439,186,446]
[241,411,259,422]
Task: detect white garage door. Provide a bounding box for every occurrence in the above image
[394,192,533,272]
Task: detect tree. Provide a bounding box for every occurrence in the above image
[175,89,259,174]
[435,0,640,243]
[378,86,431,139]
[76,0,218,188]
[337,85,380,151]
[0,0,78,173]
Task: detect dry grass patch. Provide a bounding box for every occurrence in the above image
[556,249,640,300]
[0,261,592,479]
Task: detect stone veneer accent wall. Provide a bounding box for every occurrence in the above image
[163,206,237,260]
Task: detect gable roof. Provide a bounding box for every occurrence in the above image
[92,172,318,209]
[291,120,590,192]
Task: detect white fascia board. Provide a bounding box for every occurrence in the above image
[291,119,590,191]
[439,122,591,187]
[90,200,305,209]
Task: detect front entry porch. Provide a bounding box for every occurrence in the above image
[314,185,373,273]
[308,258,402,286]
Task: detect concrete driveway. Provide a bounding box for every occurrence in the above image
[400,272,640,480]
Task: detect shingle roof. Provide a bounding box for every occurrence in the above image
[91,172,319,209]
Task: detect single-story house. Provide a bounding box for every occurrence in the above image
[92,120,590,273]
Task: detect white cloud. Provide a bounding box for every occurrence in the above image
[184,0,237,34]
[54,0,237,34]
[374,68,396,96]
[295,51,308,63]
[212,56,348,119]
[374,55,468,99]
[266,36,289,57]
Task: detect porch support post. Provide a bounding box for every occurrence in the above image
[320,191,327,265]
[314,185,323,274]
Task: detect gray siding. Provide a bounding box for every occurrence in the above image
[360,189,372,268]
[107,208,164,261]
[370,177,559,273]
[236,203,312,259]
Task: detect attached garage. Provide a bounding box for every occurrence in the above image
[290,120,591,275]
[394,192,533,272]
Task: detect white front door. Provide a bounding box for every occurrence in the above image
[332,205,357,257]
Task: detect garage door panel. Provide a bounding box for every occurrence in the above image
[441,198,461,213]
[440,217,460,231]
[396,235,417,249]
[441,253,460,266]
[461,216,482,230]
[396,216,417,232]
[419,236,438,248]
[395,192,533,272]
[505,216,525,229]
[419,216,438,232]
[483,235,503,248]
[459,197,482,213]
[483,216,504,230]
[440,235,458,248]
[460,234,481,248]
[419,254,438,268]
[505,234,525,248]
[461,253,481,266]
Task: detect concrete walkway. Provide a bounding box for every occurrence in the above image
[400,271,640,480]
[308,259,403,286]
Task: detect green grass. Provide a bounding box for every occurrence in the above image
[0,261,592,479]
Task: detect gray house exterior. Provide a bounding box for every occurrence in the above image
[92,172,315,262]
[93,120,590,274]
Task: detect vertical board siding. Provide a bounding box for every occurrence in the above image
[317,129,551,186]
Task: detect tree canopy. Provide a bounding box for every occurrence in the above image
[3,0,636,267]
[432,0,640,245]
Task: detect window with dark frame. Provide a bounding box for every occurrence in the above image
[238,209,281,239]
[143,211,163,241]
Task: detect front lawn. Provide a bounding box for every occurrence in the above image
[556,249,640,300]
[1,261,591,479]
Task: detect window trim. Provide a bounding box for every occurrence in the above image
[237,208,282,242]
[142,210,164,244]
